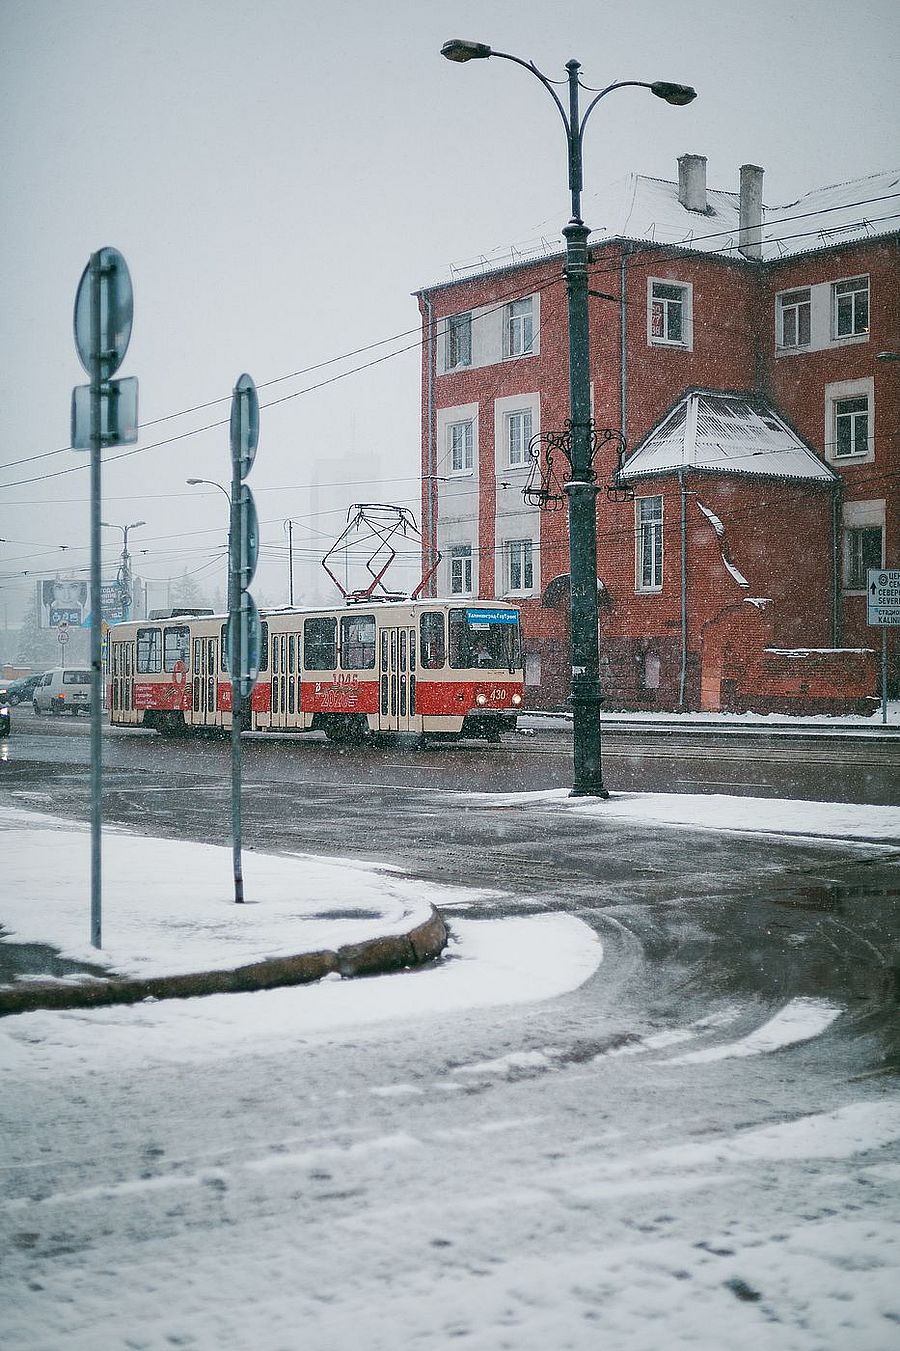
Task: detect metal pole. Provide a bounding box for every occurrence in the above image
[563,61,606,796]
[88,252,103,947]
[229,463,244,903]
[288,519,294,606]
[883,627,888,725]
[121,527,133,622]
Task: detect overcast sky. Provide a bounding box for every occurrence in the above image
[1,0,897,624]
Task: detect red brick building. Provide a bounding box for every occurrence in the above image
[416,159,899,713]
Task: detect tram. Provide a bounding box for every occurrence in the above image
[106,598,524,743]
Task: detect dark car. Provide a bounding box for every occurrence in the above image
[5,673,42,705]
[0,694,9,736]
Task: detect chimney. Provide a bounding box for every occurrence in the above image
[739,163,764,260]
[677,154,708,213]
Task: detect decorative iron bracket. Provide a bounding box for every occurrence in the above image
[522,423,633,511]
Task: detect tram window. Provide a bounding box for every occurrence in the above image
[304,616,337,670]
[137,627,162,674]
[272,634,279,674]
[288,633,296,674]
[220,623,229,671]
[164,626,190,671]
[420,612,445,669]
[193,639,201,671]
[340,614,375,670]
[399,629,407,671]
[259,621,269,672]
[448,608,513,669]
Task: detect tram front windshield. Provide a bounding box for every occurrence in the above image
[449,609,520,672]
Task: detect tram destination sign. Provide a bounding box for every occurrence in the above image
[867,569,900,626]
[466,608,518,626]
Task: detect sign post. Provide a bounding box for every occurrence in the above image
[227,374,260,903]
[72,248,137,949]
[867,568,900,726]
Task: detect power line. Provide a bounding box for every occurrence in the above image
[3,188,895,487]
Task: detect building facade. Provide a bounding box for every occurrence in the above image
[417,160,899,712]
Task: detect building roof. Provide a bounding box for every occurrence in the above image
[619,390,838,484]
[591,168,900,262]
[424,168,899,288]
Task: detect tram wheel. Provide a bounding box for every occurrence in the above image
[323,715,369,744]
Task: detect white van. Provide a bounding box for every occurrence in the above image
[32,667,92,716]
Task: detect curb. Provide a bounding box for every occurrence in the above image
[0,906,448,1018]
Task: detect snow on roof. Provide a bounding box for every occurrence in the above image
[429,168,899,285]
[588,168,900,261]
[620,391,838,483]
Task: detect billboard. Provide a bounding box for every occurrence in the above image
[38,578,88,629]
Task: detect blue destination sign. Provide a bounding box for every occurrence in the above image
[466,608,517,626]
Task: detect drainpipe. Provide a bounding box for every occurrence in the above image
[619,251,628,443]
[422,295,437,596]
[679,467,688,707]
[831,481,843,646]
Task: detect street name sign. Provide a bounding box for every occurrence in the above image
[867,569,900,626]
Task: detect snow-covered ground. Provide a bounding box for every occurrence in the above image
[520,697,900,731]
[2,793,899,1350]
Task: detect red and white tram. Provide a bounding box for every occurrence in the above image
[107,599,524,742]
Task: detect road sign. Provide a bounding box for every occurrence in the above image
[73,247,134,380]
[867,569,900,626]
[57,623,69,646]
[224,594,262,699]
[230,373,259,479]
[236,484,259,586]
[71,377,138,449]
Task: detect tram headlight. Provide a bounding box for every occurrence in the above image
[475,692,487,707]
[511,693,522,707]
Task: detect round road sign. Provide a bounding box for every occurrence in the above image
[73,248,134,380]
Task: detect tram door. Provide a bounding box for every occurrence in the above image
[111,641,134,722]
[379,625,417,732]
[191,636,218,727]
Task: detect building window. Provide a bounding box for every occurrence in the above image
[505,297,534,357]
[777,289,811,348]
[449,419,474,474]
[833,395,870,458]
[636,496,663,591]
[833,276,869,338]
[648,280,690,346]
[505,408,533,467]
[446,312,472,370]
[450,546,472,595]
[506,540,534,593]
[844,526,882,591]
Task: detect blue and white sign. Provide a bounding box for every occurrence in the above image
[867,569,900,627]
[466,608,518,626]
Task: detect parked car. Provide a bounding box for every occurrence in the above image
[32,668,91,716]
[5,673,42,705]
[0,694,9,736]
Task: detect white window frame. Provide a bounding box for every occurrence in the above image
[824,378,874,465]
[450,545,473,595]
[505,297,535,358]
[832,275,869,339]
[446,312,472,371]
[505,408,533,468]
[841,500,885,593]
[776,288,811,349]
[636,495,663,592]
[647,278,692,349]
[506,539,534,594]
[448,418,474,475]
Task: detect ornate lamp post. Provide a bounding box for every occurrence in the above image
[441,39,695,795]
[101,519,145,620]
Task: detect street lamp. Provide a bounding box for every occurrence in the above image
[441,40,695,796]
[187,478,232,596]
[101,519,145,620]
